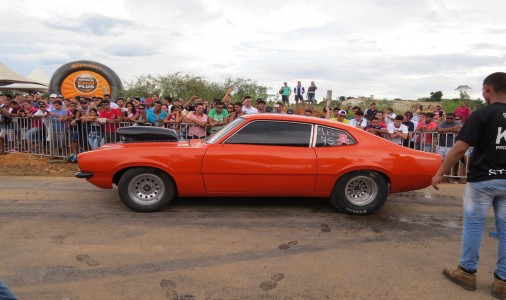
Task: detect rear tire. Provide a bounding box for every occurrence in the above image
[330,171,388,215]
[118,168,175,212]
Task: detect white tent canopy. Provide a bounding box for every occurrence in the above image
[0,62,43,85]
[0,63,50,92]
[27,67,50,85]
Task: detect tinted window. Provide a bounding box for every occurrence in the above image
[225,121,312,147]
[315,126,356,147]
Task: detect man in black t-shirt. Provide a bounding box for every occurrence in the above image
[432,72,506,297]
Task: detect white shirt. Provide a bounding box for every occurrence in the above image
[242,106,258,114]
[349,118,367,128]
[387,123,408,145]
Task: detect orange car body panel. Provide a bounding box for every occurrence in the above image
[77,114,441,198]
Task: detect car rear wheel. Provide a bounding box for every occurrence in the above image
[330,171,388,215]
[118,168,175,212]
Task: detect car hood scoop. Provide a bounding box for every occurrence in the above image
[117,126,179,142]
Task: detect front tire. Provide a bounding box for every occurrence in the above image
[330,171,388,215]
[118,168,175,212]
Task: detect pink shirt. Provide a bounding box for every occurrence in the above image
[186,111,208,137]
[416,121,437,144]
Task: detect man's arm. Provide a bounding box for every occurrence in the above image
[183,96,196,110]
[431,140,470,190]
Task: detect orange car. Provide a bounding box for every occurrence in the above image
[76,114,441,215]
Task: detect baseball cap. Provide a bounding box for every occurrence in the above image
[338,110,347,115]
[50,93,57,98]
[404,111,413,117]
[287,109,294,114]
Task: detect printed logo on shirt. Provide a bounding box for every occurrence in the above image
[497,127,506,150]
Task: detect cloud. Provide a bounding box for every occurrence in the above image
[44,13,132,35]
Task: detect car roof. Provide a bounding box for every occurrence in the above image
[242,113,350,129]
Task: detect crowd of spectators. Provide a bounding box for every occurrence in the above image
[0,85,474,177]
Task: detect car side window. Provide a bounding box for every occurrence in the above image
[315,126,356,147]
[225,121,312,147]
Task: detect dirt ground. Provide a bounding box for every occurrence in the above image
[0,152,79,177]
[0,177,497,300]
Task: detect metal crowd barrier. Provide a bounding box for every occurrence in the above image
[2,117,468,180]
[1,117,211,159]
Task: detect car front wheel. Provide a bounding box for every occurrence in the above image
[330,171,388,215]
[118,168,175,212]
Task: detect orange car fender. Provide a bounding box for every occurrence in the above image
[314,164,392,197]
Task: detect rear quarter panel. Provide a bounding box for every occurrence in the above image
[314,128,441,196]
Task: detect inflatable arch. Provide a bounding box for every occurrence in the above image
[49,60,123,99]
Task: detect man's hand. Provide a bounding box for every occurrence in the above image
[431,173,444,190]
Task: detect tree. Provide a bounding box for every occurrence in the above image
[430,91,443,101]
[122,72,269,102]
[455,85,472,100]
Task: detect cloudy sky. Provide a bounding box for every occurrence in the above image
[2,0,506,100]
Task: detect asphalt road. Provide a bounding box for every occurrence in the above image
[0,177,498,299]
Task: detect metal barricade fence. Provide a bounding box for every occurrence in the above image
[1,117,211,159]
[2,118,467,179]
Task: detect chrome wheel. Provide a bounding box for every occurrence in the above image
[344,176,378,206]
[127,173,166,206]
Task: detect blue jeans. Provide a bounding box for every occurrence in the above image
[0,280,17,300]
[88,132,102,150]
[460,179,506,279]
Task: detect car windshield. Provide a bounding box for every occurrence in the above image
[206,117,245,144]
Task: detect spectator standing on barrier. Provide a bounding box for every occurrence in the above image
[402,111,416,148]
[99,100,122,144]
[147,101,167,127]
[116,97,126,111]
[387,115,409,145]
[293,81,305,106]
[81,108,102,150]
[280,82,291,105]
[436,112,462,158]
[66,102,81,162]
[0,98,12,155]
[163,105,183,134]
[415,112,437,152]
[226,103,235,118]
[307,81,317,106]
[454,101,472,122]
[228,101,244,122]
[349,111,367,130]
[25,102,48,153]
[365,117,387,136]
[103,94,119,109]
[384,108,396,127]
[183,102,208,139]
[375,111,387,127]
[364,102,378,123]
[48,100,68,157]
[242,96,258,114]
[132,104,148,124]
[208,101,229,133]
[330,109,349,124]
[184,96,208,114]
[436,112,462,178]
[432,72,506,299]
[123,101,138,122]
[256,99,266,113]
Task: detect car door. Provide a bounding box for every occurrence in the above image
[202,120,317,196]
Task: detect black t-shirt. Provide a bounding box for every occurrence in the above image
[456,102,506,182]
[402,121,414,147]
